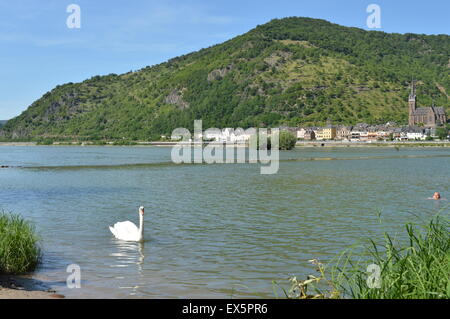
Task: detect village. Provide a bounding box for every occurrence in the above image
[289,122,445,142]
[194,122,447,144]
[191,83,449,144]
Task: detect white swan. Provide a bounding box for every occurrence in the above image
[109,206,145,242]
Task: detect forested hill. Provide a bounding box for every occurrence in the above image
[1,17,449,141]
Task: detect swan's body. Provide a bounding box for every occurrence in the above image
[109,206,144,242]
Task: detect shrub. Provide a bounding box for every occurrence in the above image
[279,131,297,150]
[436,127,449,140]
[0,212,41,274]
[36,138,54,145]
[112,140,138,146]
[91,140,107,145]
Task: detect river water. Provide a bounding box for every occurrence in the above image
[0,146,448,298]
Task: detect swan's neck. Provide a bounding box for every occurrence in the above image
[139,214,144,238]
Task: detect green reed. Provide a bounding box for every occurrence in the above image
[329,216,450,299]
[0,212,41,274]
[276,213,450,299]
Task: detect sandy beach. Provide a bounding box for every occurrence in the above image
[0,275,64,299]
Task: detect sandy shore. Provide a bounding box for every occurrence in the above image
[0,142,37,146]
[0,275,64,299]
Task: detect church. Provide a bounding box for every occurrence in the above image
[408,81,447,127]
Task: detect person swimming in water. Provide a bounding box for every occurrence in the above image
[428,192,446,200]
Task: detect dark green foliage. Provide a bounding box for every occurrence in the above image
[111,140,138,146]
[36,138,54,145]
[1,17,449,141]
[436,126,449,140]
[279,131,297,150]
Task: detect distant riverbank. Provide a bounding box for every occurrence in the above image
[0,142,37,146]
[1,141,449,148]
[296,141,450,147]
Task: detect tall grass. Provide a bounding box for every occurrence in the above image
[0,212,41,274]
[330,216,450,299]
[277,216,450,299]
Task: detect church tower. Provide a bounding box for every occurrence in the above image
[408,80,416,126]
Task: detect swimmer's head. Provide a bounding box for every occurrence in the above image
[433,192,441,200]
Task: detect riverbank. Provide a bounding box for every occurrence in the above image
[0,275,64,299]
[0,142,37,146]
[0,212,56,299]
[296,141,450,147]
[1,141,449,147]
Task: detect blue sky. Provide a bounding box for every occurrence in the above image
[0,0,449,119]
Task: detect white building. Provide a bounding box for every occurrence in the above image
[406,132,426,140]
[297,128,307,139]
[395,132,408,141]
[350,131,369,141]
[205,128,253,143]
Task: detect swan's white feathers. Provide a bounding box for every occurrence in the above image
[113,221,139,235]
[109,207,144,242]
[109,226,117,238]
